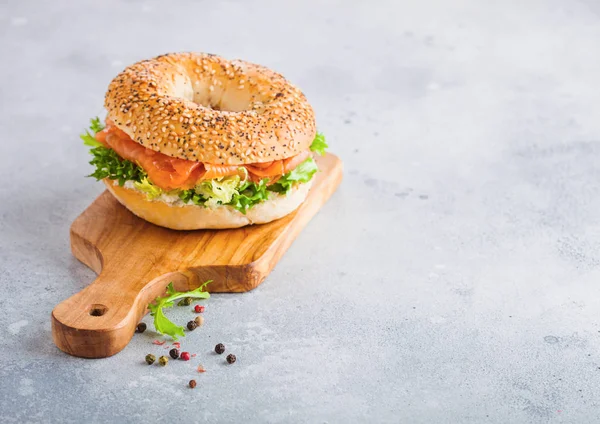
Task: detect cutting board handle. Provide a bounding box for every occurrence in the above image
[51,266,198,358]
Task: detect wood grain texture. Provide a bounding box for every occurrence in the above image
[51,153,342,358]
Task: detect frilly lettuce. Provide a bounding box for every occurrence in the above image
[82,117,144,186]
[267,157,318,195]
[178,176,270,214]
[134,176,163,200]
[230,178,270,213]
[87,146,144,186]
[310,132,328,156]
[89,117,105,134]
[80,117,105,148]
[196,176,242,207]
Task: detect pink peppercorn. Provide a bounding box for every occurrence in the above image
[194,305,205,313]
[180,352,191,361]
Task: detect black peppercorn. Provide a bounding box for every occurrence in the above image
[145,354,155,365]
[136,322,147,333]
[158,356,169,366]
[169,348,180,359]
[178,297,192,306]
[187,320,197,331]
[215,343,225,354]
[189,379,197,389]
[226,354,236,364]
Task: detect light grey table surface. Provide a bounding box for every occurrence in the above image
[2,0,600,423]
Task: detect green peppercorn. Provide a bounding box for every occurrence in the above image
[187,320,197,331]
[226,354,236,364]
[136,322,147,333]
[178,297,192,306]
[215,343,225,354]
[194,316,204,327]
[145,354,155,365]
[159,356,169,366]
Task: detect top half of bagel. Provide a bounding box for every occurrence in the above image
[104,52,316,165]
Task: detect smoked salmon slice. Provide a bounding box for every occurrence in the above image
[98,124,205,190]
[203,164,241,180]
[245,161,285,177]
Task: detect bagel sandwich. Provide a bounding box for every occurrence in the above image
[80,52,328,230]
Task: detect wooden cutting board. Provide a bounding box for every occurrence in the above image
[52,153,342,358]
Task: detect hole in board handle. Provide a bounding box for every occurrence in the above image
[89,304,108,316]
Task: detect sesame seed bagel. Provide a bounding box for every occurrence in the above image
[104,178,312,230]
[104,52,316,165]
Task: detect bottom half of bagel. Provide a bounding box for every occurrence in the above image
[104,179,312,230]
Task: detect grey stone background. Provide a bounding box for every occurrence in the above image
[1,0,600,422]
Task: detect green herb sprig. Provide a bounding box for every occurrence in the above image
[148,282,211,340]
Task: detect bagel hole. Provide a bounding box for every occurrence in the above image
[192,87,252,112]
[192,92,222,111]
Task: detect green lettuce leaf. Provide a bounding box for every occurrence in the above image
[178,188,207,206]
[80,117,105,148]
[89,117,105,133]
[82,117,145,186]
[134,176,163,200]
[310,132,328,156]
[178,177,270,214]
[229,178,270,214]
[196,176,242,207]
[268,157,318,195]
[88,146,145,186]
[148,281,211,340]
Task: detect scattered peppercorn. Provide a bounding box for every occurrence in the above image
[145,354,156,365]
[159,356,169,366]
[189,379,197,389]
[226,354,236,364]
[136,322,147,333]
[215,343,225,354]
[187,321,197,331]
[194,305,205,313]
[181,351,191,361]
[178,297,192,306]
[169,348,180,359]
[194,316,204,327]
